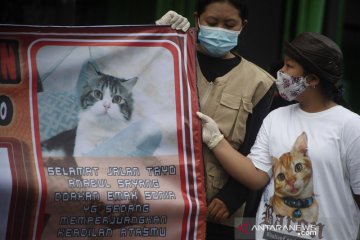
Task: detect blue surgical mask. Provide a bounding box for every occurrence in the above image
[198,24,241,57]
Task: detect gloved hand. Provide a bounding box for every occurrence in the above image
[196,112,224,149]
[155,10,190,32]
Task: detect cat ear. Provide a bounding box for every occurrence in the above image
[76,60,102,95]
[87,60,101,75]
[271,156,280,172]
[293,132,308,155]
[272,156,279,164]
[121,77,138,91]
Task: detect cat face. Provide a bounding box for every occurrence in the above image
[78,60,137,123]
[272,132,313,198]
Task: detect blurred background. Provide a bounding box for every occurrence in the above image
[1,0,359,113]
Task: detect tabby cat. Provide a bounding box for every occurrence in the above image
[270,132,319,223]
[41,60,138,157]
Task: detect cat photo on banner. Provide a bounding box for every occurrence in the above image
[37,46,178,158]
[37,45,182,238]
[41,59,143,157]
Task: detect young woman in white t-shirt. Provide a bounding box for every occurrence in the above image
[197,32,360,239]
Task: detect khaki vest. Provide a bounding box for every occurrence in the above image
[197,57,274,226]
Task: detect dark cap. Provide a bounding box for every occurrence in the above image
[284,32,343,87]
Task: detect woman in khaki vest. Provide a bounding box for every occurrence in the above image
[156,1,275,239]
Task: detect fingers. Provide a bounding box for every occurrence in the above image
[171,16,190,31]
[167,10,176,18]
[197,112,215,125]
[196,112,209,122]
[155,11,174,25]
[207,198,230,222]
[180,22,190,32]
[169,11,180,24]
[156,10,190,32]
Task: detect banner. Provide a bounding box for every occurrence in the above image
[0,25,206,239]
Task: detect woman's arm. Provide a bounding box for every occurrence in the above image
[212,138,269,190]
[197,112,270,190]
[213,86,275,215]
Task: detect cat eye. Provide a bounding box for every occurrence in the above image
[112,95,125,104]
[92,90,103,100]
[277,173,285,181]
[295,163,303,172]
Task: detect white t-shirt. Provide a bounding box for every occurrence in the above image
[248,104,360,240]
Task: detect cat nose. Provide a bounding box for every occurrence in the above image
[103,102,111,109]
[288,179,296,186]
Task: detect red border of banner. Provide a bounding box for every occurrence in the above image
[0,25,205,240]
[0,138,34,240]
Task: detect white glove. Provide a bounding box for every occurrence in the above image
[155,10,190,32]
[196,112,224,149]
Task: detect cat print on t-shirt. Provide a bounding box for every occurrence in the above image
[257,132,326,239]
[270,132,319,222]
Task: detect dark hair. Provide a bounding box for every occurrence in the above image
[196,0,249,20]
[284,32,348,105]
[318,77,346,105]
